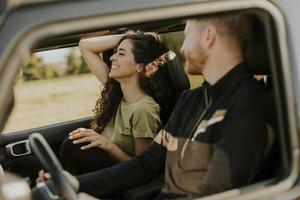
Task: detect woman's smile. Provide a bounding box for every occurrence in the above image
[111,65,120,70]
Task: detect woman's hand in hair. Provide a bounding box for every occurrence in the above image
[68,128,113,151]
[78,34,123,85]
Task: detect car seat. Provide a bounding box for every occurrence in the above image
[244,14,281,183]
[114,53,190,200]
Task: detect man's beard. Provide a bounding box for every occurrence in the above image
[184,59,205,75]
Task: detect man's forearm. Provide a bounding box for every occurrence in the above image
[76,142,166,198]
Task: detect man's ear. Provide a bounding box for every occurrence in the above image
[203,25,216,48]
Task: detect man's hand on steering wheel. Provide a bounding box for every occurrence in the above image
[36,169,80,191]
[29,133,78,200]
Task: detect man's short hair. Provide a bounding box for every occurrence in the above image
[194,13,253,51]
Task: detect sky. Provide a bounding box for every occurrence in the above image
[35,47,80,64]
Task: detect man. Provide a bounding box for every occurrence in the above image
[38,13,275,199]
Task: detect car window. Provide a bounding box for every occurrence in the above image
[3,31,203,134]
[3,47,99,134]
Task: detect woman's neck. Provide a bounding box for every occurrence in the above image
[120,79,146,103]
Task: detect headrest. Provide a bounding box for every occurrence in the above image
[165,52,190,91]
[244,16,271,75]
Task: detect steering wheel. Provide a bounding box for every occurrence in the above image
[29,133,78,200]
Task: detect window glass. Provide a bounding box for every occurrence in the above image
[3,47,99,134]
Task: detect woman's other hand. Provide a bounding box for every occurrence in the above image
[68,128,113,151]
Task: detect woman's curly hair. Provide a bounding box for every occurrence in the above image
[91,31,175,133]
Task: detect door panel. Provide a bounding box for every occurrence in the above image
[0,117,92,185]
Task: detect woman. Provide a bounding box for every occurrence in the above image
[59,31,176,175]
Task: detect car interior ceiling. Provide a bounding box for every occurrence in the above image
[32,19,185,52]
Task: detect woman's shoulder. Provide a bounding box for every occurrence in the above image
[141,95,159,104]
[125,95,159,113]
[119,96,160,122]
[136,95,159,110]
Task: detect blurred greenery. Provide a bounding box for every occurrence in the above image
[66,49,90,74]
[23,54,53,81]
[22,49,89,81]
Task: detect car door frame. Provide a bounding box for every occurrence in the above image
[0,0,298,199]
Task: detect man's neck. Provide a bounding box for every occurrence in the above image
[202,48,243,85]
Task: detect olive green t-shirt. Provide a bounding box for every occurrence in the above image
[101,95,161,157]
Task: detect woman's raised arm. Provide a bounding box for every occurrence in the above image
[78,35,123,85]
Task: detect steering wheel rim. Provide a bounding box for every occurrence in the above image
[29,133,78,200]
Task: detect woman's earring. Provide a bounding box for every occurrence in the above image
[136,64,144,73]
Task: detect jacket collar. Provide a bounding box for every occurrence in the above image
[202,62,251,101]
